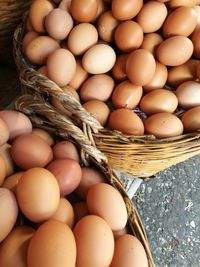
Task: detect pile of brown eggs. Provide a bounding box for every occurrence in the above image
[0,109,149,267]
[22,0,200,138]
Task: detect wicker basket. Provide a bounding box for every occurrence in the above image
[13,22,200,178]
[0,0,30,66]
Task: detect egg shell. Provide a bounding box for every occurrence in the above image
[52,140,79,162]
[68,23,98,56]
[156,36,194,66]
[112,80,143,109]
[126,49,156,86]
[181,106,200,132]
[136,1,168,33]
[110,234,148,267]
[70,0,98,22]
[113,227,129,240]
[114,20,143,52]
[111,0,143,20]
[16,167,60,222]
[75,167,106,199]
[163,7,197,37]
[25,36,60,65]
[28,220,76,267]
[112,54,127,81]
[80,74,115,102]
[140,89,178,115]
[73,202,89,224]
[69,60,89,90]
[2,172,24,193]
[82,44,116,74]
[141,33,163,56]
[59,0,71,11]
[37,65,48,77]
[0,156,6,186]
[31,128,55,146]
[191,27,200,58]
[97,11,119,42]
[73,215,114,267]
[167,59,198,87]
[22,31,39,50]
[94,0,109,20]
[196,62,200,79]
[47,158,82,196]
[0,226,35,267]
[144,112,184,138]
[0,143,15,177]
[0,110,32,141]
[168,0,197,8]
[193,5,200,27]
[0,188,18,242]
[87,183,128,230]
[83,100,110,126]
[11,133,53,170]
[26,17,34,32]
[29,0,54,33]
[175,81,200,109]
[0,117,9,146]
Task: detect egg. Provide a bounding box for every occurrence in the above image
[168,0,197,8]
[28,220,76,267]
[196,62,200,79]
[29,0,54,33]
[97,11,119,42]
[163,7,197,37]
[16,168,60,222]
[82,44,116,74]
[69,60,89,90]
[59,0,71,11]
[52,140,79,162]
[0,188,18,242]
[0,156,6,186]
[22,31,39,50]
[181,106,200,132]
[112,80,143,109]
[0,117,9,146]
[126,49,156,86]
[0,110,32,141]
[70,0,98,22]
[73,202,89,224]
[73,215,114,267]
[141,33,163,56]
[37,66,48,76]
[80,74,115,102]
[140,89,178,115]
[144,113,184,138]
[175,81,200,109]
[45,8,73,40]
[31,128,55,146]
[112,54,127,81]
[167,59,198,87]
[111,0,143,20]
[0,144,15,177]
[94,0,109,20]
[2,172,24,193]
[143,62,168,92]
[83,100,110,126]
[156,36,194,66]
[68,23,98,56]
[47,48,76,87]
[113,227,129,240]
[193,5,200,27]
[25,36,60,65]
[136,1,168,33]
[0,226,35,267]
[110,234,148,267]
[114,20,143,52]
[191,27,200,58]
[26,17,34,32]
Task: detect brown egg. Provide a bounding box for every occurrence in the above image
[67,23,98,56]
[70,0,98,22]
[167,59,198,87]
[126,49,156,86]
[83,100,110,126]
[26,17,34,32]
[112,54,128,81]
[113,227,129,240]
[140,89,178,115]
[22,31,39,50]
[28,220,76,267]
[136,1,168,33]
[73,215,114,267]
[168,0,197,8]
[141,33,163,56]
[0,144,15,177]
[193,5,200,28]
[0,110,32,141]
[191,27,200,58]
[59,0,71,11]
[31,128,54,146]
[29,0,54,33]
[112,80,143,109]
[181,106,200,132]
[45,8,73,40]
[0,118,9,146]
[37,65,48,77]
[143,62,168,92]
[144,112,184,138]
[11,133,53,170]
[175,81,200,109]
[108,109,144,135]
[0,226,35,267]
[110,235,148,267]
[196,62,200,80]
[163,7,197,37]
[97,11,119,42]
[114,21,143,52]
[80,74,115,102]
[2,172,24,193]
[47,48,76,87]
[0,156,6,186]
[25,36,60,65]
[69,60,89,90]
[16,168,60,222]
[73,202,89,224]
[52,140,79,162]
[111,0,143,20]
[75,167,106,199]
[94,0,109,20]
[156,36,194,66]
